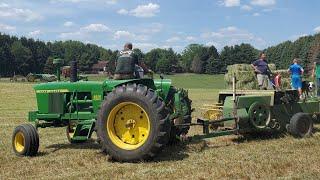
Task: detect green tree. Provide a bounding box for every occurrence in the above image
[11,41,32,75]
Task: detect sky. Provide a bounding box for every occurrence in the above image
[0,0,320,52]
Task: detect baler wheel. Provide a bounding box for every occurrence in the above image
[248,102,271,129]
[289,113,313,138]
[97,83,170,162]
[12,124,39,156]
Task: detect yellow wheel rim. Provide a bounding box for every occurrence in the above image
[107,102,150,150]
[14,131,25,153]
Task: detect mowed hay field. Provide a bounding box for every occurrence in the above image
[1,74,320,179]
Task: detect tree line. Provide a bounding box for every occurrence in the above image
[1,32,320,77]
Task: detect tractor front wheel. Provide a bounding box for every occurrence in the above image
[97,84,170,162]
[12,124,39,156]
[288,113,313,138]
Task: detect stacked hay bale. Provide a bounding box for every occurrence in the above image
[225,64,259,90]
[225,63,282,90]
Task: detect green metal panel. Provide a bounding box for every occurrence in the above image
[28,111,37,122]
[223,96,234,119]
[36,113,60,119]
[237,95,271,109]
[298,101,319,113]
[36,93,49,113]
[48,93,64,113]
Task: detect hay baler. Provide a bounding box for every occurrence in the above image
[12,60,192,162]
[191,79,315,139]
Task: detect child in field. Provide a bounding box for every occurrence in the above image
[273,72,281,90]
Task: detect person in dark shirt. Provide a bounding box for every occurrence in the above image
[114,43,150,80]
[251,52,270,90]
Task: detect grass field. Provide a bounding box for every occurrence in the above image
[1,74,320,179]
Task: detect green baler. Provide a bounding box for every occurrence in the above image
[189,88,315,140]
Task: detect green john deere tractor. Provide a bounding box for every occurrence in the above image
[12,59,317,162]
[12,59,192,162]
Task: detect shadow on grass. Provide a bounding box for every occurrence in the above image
[313,127,320,133]
[36,151,50,157]
[154,143,190,162]
[233,131,286,144]
[41,131,292,161]
[45,139,101,153]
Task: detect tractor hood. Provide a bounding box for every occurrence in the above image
[33,78,172,98]
[34,81,105,93]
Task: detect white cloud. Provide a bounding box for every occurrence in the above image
[186,36,197,41]
[314,26,320,33]
[51,0,87,2]
[106,0,118,4]
[0,23,16,32]
[253,12,260,16]
[28,30,42,37]
[51,0,118,4]
[0,3,9,8]
[290,34,308,41]
[221,0,240,7]
[241,5,252,11]
[166,36,181,43]
[131,3,160,17]
[0,5,43,21]
[221,26,238,32]
[117,9,128,15]
[206,41,220,47]
[114,31,135,39]
[202,32,224,39]
[58,31,82,39]
[262,8,273,12]
[59,23,110,40]
[201,26,266,49]
[81,23,110,32]
[140,23,163,34]
[134,43,158,52]
[251,0,276,6]
[118,3,160,18]
[64,21,74,27]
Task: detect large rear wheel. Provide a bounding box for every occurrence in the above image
[97,84,170,162]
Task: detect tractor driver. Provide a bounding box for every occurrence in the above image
[114,43,151,80]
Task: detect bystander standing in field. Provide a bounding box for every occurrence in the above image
[312,58,320,96]
[251,52,270,90]
[288,58,304,97]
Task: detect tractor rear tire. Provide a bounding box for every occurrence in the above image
[288,113,313,138]
[12,124,39,156]
[97,84,170,162]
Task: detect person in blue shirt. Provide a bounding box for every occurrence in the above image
[288,58,304,96]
